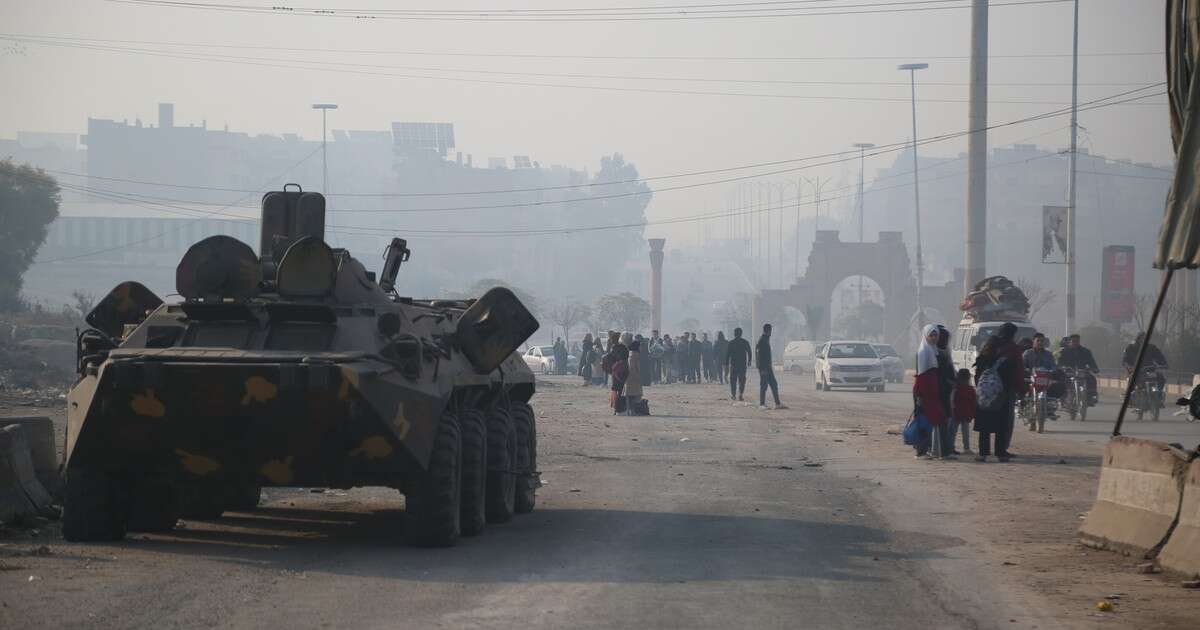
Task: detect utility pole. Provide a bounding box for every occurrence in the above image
[1065,0,1080,335]
[898,63,929,328]
[853,142,875,305]
[794,177,802,281]
[312,103,338,196]
[965,0,989,295]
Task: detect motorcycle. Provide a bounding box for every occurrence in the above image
[1176,384,1200,423]
[1059,367,1091,422]
[1018,367,1058,434]
[1129,365,1165,422]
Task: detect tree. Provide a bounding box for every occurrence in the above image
[833,302,884,340]
[546,300,591,344]
[466,278,539,317]
[0,161,60,311]
[594,292,652,333]
[71,290,97,320]
[677,317,700,333]
[1016,277,1057,320]
[804,305,826,341]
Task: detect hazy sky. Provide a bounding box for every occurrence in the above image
[0,0,1170,245]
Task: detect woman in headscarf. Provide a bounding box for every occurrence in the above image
[607,332,631,414]
[973,322,1027,462]
[591,337,606,386]
[913,324,947,459]
[579,333,595,386]
[935,325,957,458]
[625,339,644,415]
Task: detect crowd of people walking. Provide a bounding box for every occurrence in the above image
[562,324,788,414]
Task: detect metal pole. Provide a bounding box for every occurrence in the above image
[1066,0,1080,335]
[794,177,802,281]
[899,64,928,328]
[321,109,328,194]
[1113,269,1176,437]
[853,143,875,305]
[965,0,989,294]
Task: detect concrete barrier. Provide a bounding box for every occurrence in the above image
[1078,437,1190,555]
[0,424,55,523]
[0,416,57,476]
[1159,458,1200,578]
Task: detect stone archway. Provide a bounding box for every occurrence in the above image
[753,230,918,356]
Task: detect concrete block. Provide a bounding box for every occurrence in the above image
[1079,437,1190,556]
[0,416,60,494]
[1159,458,1200,578]
[0,424,55,523]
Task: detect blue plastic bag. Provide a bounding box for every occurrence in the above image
[902,412,931,446]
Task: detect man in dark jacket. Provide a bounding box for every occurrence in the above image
[725,328,752,401]
[713,331,729,385]
[756,324,786,409]
[689,333,704,384]
[1058,333,1098,403]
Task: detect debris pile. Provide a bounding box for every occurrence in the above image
[959,275,1030,322]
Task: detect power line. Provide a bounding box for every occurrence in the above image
[2,32,1162,62]
[36,84,1166,213]
[6,36,1166,106]
[107,0,1072,22]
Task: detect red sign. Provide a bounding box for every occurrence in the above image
[1101,245,1135,323]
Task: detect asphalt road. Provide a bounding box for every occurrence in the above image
[4,372,1195,629]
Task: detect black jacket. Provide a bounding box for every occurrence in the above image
[1122,343,1166,368]
[1058,346,1097,370]
[725,337,752,371]
[755,335,772,370]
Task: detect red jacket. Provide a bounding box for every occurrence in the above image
[952,385,977,422]
[912,370,946,426]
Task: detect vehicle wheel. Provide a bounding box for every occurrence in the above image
[227,484,262,511]
[62,465,130,542]
[127,478,181,533]
[458,408,488,536]
[404,412,462,547]
[511,402,537,514]
[485,406,516,524]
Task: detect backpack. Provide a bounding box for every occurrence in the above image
[976,356,1007,412]
[634,398,650,415]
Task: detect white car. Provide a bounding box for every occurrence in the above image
[814,340,886,392]
[950,319,1037,371]
[783,340,818,374]
[522,345,558,374]
[871,343,905,383]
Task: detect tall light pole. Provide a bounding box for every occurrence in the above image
[1065,0,1080,335]
[312,103,338,195]
[898,63,928,328]
[853,143,876,305]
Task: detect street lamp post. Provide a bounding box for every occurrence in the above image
[853,142,875,306]
[311,103,338,196]
[897,63,928,328]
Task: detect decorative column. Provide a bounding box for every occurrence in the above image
[648,238,666,332]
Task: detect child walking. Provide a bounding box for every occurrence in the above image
[950,368,976,455]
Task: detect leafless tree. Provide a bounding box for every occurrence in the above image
[71,290,97,320]
[546,301,590,344]
[1017,277,1058,320]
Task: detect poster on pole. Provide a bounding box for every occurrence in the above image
[1101,245,1135,324]
[1042,205,1069,263]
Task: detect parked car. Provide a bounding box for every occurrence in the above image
[814,340,886,392]
[871,343,904,383]
[522,345,558,374]
[783,340,818,374]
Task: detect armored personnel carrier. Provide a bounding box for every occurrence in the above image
[63,186,540,547]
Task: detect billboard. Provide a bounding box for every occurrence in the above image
[1042,205,1068,263]
[1101,245,1135,323]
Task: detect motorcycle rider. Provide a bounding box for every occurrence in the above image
[1122,332,1168,393]
[1058,334,1099,405]
[1022,333,1063,414]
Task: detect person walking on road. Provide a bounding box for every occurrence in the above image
[553,337,568,376]
[756,324,786,410]
[690,333,704,384]
[713,331,729,385]
[913,324,948,458]
[579,333,595,386]
[726,327,752,401]
[973,322,1026,463]
[701,333,714,383]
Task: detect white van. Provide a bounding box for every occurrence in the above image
[951,319,1038,370]
[783,340,817,374]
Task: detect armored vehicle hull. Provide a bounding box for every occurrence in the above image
[62,188,540,547]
